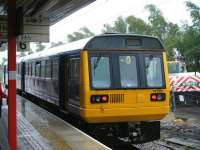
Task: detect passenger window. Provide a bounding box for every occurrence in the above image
[19,64,21,75]
[17,64,19,74]
[35,61,41,77]
[52,58,59,80]
[26,64,29,75]
[29,63,32,76]
[41,61,46,78]
[32,62,35,76]
[45,60,52,79]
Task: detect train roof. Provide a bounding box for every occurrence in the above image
[23,37,92,61]
[21,33,163,62]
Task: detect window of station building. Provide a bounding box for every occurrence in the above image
[41,60,46,78]
[52,58,59,80]
[45,60,52,79]
[35,61,41,77]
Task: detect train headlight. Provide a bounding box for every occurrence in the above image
[151,94,157,101]
[91,95,109,103]
[151,93,165,101]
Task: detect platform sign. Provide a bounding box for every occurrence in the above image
[0,16,49,42]
[17,42,30,52]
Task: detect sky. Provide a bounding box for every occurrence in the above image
[50,0,200,42]
[1,0,200,63]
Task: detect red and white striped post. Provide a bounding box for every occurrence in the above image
[8,0,17,149]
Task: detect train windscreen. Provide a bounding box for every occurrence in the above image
[89,52,165,89]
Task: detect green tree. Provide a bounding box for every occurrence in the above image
[126,16,152,35]
[35,42,45,52]
[145,4,168,42]
[102,16,151,35]
[67,27,95,42]
[186,1,200,31]
[177,1,200,71]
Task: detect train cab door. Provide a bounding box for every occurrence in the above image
[67,55,80,112]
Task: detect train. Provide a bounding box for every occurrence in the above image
[4,33,170,143]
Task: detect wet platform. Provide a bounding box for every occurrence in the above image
[0,105,9,150]
[0,103,52,150]
[16,95,110,150]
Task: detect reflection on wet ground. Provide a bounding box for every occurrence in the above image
[0,104,9,150]
[17,95,109,150]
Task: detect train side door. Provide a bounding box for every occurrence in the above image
[67,55,80,108]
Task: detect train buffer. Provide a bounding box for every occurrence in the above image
[0,96,111,150]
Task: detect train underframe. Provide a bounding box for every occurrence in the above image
[79,121,160,144]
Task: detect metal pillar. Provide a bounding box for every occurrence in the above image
[8,0,17,149]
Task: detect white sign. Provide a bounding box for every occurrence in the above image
[0,16,49,42]
[17,42,30,52]
[0,42,30,52]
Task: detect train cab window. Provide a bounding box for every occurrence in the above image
[145,55,164,87]
[90,56,111,89]
[52,58,59,80]
[46,60,52,79]
[41,61,46,78]
[35,61,41,77]
[119,55,138,88]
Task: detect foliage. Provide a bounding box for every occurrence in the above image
[180,2,200,71]
[102,16,152,35]
[67,27,95,42]
[35,42,46,52]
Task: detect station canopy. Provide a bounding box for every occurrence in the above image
[0,0,95,25]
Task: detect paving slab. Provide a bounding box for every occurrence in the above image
[0,104,52,150]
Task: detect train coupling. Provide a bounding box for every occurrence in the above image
[128,121,160,144]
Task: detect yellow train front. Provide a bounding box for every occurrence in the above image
[78,35,169,122]
[15,33,170,143]
[75,34,169,143]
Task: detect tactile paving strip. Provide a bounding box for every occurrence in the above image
[17,112,53,150]
[0,106,52,150]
